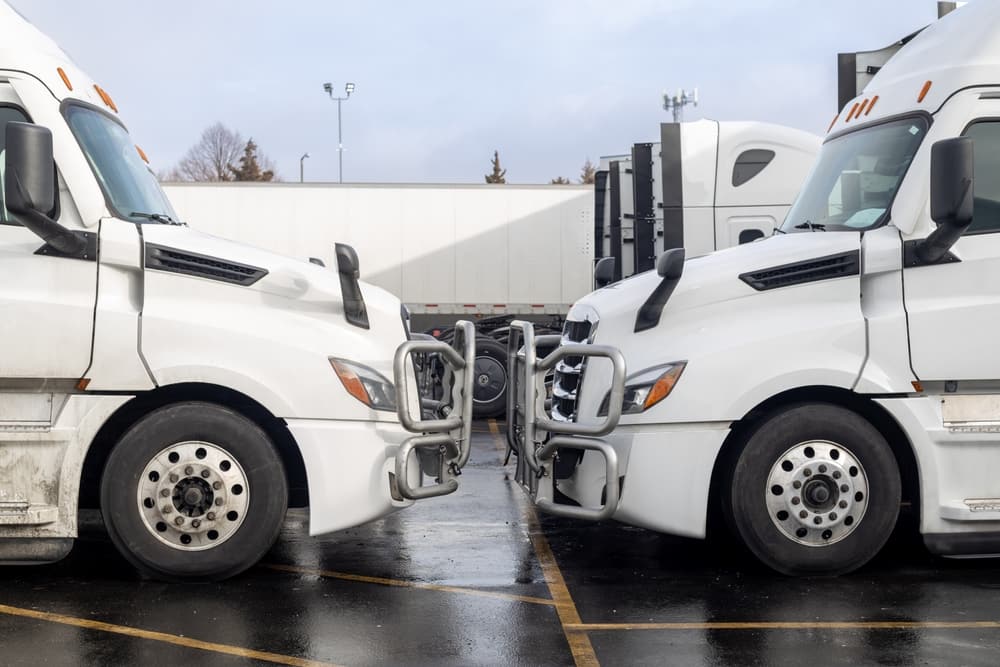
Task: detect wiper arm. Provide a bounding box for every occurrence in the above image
[793,220,826,232]
[130,211,185,226]
[772,227,787,235]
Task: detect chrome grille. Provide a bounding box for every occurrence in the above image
[551,318,594,422]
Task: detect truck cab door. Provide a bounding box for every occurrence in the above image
[905,111,1000,381]
[0,85,96,385]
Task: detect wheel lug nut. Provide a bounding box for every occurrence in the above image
[169,473,179,483]
[803,469,812,477]
[162,505,172,514]
[828,512,838,521]
[813,516,822,525]
[201,469,210,478]
[840,484,849,493]
[833,471,841,479]
[207,512,216,521]
[215,498,224,506]
[799,510,808,519]
[791,497,801,505]
[184,466,194,476]
[818,465,827,473]
[174,516,184,526]
[792,481,802,489]
[160,489,170,497]
[213,481,222,490]
[192,519,201,528]
[839,500,848,509]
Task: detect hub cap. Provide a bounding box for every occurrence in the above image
[137,441,250,551]
[765,440,869,546]
[472,356,507,404]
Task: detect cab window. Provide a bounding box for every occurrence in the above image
[964,121,1000,234]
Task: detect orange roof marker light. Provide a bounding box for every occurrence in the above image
[918,80,933,103]
[93,84,118,113]
[56,67,72,91]
[865,95,879,116]
[856,98,871,118]
[135,145,149,164]
[846,102,860,122]
[827,113,840,133]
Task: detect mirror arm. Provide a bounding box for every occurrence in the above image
[18,208,86,256]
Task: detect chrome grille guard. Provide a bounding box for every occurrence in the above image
[393,320,475,500]
[507,320,627,520]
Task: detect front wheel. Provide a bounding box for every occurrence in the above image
[100,402,288,581]
[726,403,900,576]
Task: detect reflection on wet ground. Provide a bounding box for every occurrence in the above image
[0,423,999,665]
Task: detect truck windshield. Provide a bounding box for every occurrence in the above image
[64,104,179,224]
[780,116,928,233]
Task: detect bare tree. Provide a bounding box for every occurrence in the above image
[174,123,245,182]
[550,176,571,184]
[485,150,507,184]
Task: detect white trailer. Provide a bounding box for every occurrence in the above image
[0,3,475,580]
[594,120,820,281]
[510,1,1000,576]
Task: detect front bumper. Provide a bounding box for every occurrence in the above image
[292,321,476,536]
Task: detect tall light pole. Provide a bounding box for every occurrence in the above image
[299,152,309,183]
[662,88,698,122]
[323,81,355,183]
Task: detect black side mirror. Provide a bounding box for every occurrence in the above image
[656,247,685,279]
[916,136,974,264]
[5,122,56,217]
[594,256,615,288]
[636,248,685,332]
[5,122,83,256]
[335,242,360,277]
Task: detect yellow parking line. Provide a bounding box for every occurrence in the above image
[263,563,555,607]
[488,419,506,454]
[0,602,336,667]
[492,428,600,667]
[566,620,1000,631]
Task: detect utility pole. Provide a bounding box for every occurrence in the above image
[299,152,309,183]
[323,82,355,183]
[662,88,698,122]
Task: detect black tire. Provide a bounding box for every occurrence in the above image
[471,336,509,419]
[100,402,288,581]
[725,403,900,576]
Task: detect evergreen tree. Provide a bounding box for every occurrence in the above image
[579,158,596,185]
[485,150,507,184]
[229,138,275,182]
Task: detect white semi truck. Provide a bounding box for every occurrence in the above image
[510,0,1000,575]
[0,4,476,580]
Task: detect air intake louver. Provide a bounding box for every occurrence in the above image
[145,244,267,286]
[739,250,860,291]
[551,318,594,422]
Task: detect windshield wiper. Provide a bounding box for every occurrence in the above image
[130,211,185,226]
[772,227,787,235]
[793,220,826,232]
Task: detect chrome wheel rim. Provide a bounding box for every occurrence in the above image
[765,440,869,547]
[136,441,250,551]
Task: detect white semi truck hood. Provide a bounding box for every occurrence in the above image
[570,232,868,425]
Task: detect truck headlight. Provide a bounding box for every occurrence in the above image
[329,358,397,411]
[598,362,686,416]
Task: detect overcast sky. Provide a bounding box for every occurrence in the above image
[14,1,937,184]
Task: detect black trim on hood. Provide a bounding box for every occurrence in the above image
[739,250,860,291]
[145,243,268,286]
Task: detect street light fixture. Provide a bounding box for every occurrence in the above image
[323,81,355,183]
[300,152,310,183]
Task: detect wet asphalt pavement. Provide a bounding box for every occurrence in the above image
[2,423,1000,666]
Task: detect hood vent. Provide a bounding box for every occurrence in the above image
[145,244,267,286]
[740,250,860,291]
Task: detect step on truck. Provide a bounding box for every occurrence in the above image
[509,1,1000,576]
[0,4,474,580]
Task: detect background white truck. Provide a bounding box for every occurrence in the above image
[511,0,1000,577]
[0,2,475,581]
